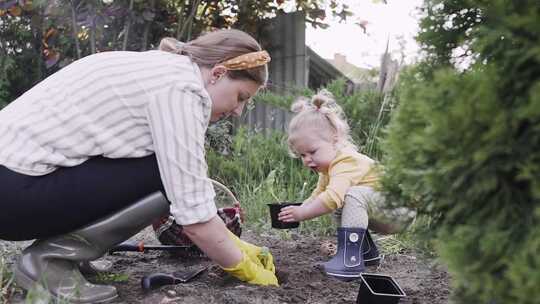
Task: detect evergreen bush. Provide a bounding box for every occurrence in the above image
[382,1,540,302]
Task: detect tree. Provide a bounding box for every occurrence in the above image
[382,0,540,303]
[0,0,355,104]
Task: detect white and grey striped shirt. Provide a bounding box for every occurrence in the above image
[0,50,217,225]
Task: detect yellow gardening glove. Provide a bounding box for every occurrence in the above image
[228,231,275,273]
[222,252,279,286]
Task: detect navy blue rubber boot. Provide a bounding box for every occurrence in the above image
[362,230,381,266]
[323,227,366,279]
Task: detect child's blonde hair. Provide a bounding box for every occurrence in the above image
[287,90,356,156]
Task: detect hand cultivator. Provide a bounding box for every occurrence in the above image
[109,240,197,254]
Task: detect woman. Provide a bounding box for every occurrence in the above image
[0,29,277,303]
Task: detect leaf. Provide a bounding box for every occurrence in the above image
[0,0,17,10]
[142,9,155,21]
[44,49,60,68]
[308,8,325,20]
[8,5,21,16]
[30,14,40,28]
[21,0,31,11]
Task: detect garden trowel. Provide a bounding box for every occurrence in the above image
[141,266,208,291]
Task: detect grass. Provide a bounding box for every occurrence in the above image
[95,272,129,283]
[0,256,15,303]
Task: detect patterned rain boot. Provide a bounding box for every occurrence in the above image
[13,192,169,303]
[323,227,366,279]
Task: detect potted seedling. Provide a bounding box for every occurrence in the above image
[265,170,303,229]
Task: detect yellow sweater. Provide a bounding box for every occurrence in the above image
[309,149,379,210]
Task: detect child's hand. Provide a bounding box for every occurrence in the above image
[278,205,306,222]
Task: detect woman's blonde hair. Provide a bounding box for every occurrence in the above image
[287,90,356,156]
[158,29,268,86]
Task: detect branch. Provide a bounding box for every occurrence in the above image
[70,0,81,59]
[175,1,186,40]
[89,4,96,54]
[140,0,156,51]
[122,0,134,51]
[178,0,201,41]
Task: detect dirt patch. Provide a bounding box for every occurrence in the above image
[4,228,450,304]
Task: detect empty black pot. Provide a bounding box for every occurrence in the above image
[267,202,302,229]
[357,273,406,304]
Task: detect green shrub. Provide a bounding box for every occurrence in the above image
[382,0,540,302]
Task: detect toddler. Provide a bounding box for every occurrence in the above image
[278,90,415,279]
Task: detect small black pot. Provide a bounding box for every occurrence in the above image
[357,273,406,304]
[267,202,302,229]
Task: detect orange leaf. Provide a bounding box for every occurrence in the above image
[8,5,21,16]
[22,1,32,11]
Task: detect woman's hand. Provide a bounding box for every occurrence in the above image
[278,205,306,222]
[183,216,278,286]
[228,231,275,273]
[222,253,279,286]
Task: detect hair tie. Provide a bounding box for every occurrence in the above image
[175,41,186,55]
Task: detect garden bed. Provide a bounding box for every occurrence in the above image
[3,227,450,303]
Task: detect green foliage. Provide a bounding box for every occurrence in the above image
[382,0,540,302]
[205,120,234,155]
[95,272,130,283]
[0,257,15,303]
[0,0,355,103]
[253,86,314,109]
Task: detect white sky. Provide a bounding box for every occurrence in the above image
[305,0,424,69]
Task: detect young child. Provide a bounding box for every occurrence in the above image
[278,90,415,279]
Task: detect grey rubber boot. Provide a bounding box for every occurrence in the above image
[13,192,169,303]
[79,259,114,275]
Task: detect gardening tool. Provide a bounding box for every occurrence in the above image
[141,266,208,290]
[109,240,193,254]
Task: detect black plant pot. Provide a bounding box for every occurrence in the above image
[357,273,406,304]
[267,202,302,229]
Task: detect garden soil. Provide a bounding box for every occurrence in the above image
[3,227,450,304]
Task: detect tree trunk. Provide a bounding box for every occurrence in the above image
[70,0,82,59]
[140,0,156,51]
[175,1,186,40]
[33,5,44,82]
[178,0,201,41]
[122,0,134,51]
[89,7,96,54]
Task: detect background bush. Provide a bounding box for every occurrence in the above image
[382,0,540,302]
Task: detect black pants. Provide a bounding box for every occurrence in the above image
[0,155,165,241]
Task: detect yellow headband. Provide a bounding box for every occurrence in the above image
[221,50,271,70]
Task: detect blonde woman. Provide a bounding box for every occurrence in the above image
[279,90,415,279]
[0,29,277,303]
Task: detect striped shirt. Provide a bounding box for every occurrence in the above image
[0,50,217,225]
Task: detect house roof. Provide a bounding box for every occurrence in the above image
[307,46,352,89]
